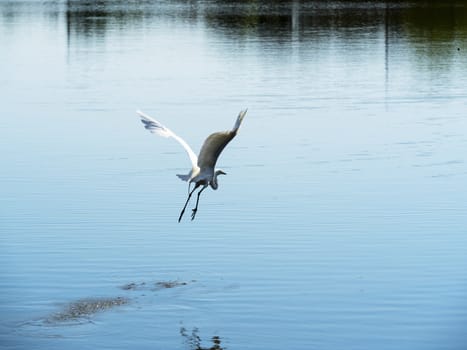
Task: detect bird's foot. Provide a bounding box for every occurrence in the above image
[191,208,197,221]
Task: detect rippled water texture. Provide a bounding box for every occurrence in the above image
[1,1,467,349]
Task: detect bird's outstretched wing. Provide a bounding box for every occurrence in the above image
[137,110,198,169]
[197,109,247,170]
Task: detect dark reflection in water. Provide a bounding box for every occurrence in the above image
[61,1,467,38]
[65,0,148,39]
[64,0,203,42]
[2,0,466,55]
[402,4,466,54]
[46,0,465,68]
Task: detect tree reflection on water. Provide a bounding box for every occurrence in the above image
[59,0,467,63]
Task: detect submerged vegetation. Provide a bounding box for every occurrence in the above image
[48,297,128,323]
[45,280,192,324]
[120,279,192,291]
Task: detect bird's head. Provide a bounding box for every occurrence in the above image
[211,169,227,190]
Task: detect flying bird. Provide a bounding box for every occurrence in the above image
[137,109,247,222]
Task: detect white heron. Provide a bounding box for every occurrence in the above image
[137,109,247,222]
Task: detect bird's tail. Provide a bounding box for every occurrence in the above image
[176,173,190,182]
[233,109,247,132]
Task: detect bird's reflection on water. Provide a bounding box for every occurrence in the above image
[180,327,225,350]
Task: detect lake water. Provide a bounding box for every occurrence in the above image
[1,1,467,349]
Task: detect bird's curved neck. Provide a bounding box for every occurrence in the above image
[210,173,219,190]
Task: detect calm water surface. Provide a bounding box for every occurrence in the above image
[1,1,467,349]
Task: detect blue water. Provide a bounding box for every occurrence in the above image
[1,1,467,349]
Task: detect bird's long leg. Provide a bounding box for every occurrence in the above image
[191,184,208,221]
[179,183,199,223]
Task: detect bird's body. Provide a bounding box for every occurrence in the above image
[137,109,247,222]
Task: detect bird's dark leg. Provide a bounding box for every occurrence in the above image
[191,184,208,221]
[179,183,199,223]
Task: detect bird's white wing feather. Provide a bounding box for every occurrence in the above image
[137,110,198,168]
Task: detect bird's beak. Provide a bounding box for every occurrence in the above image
[219,170,227,175]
